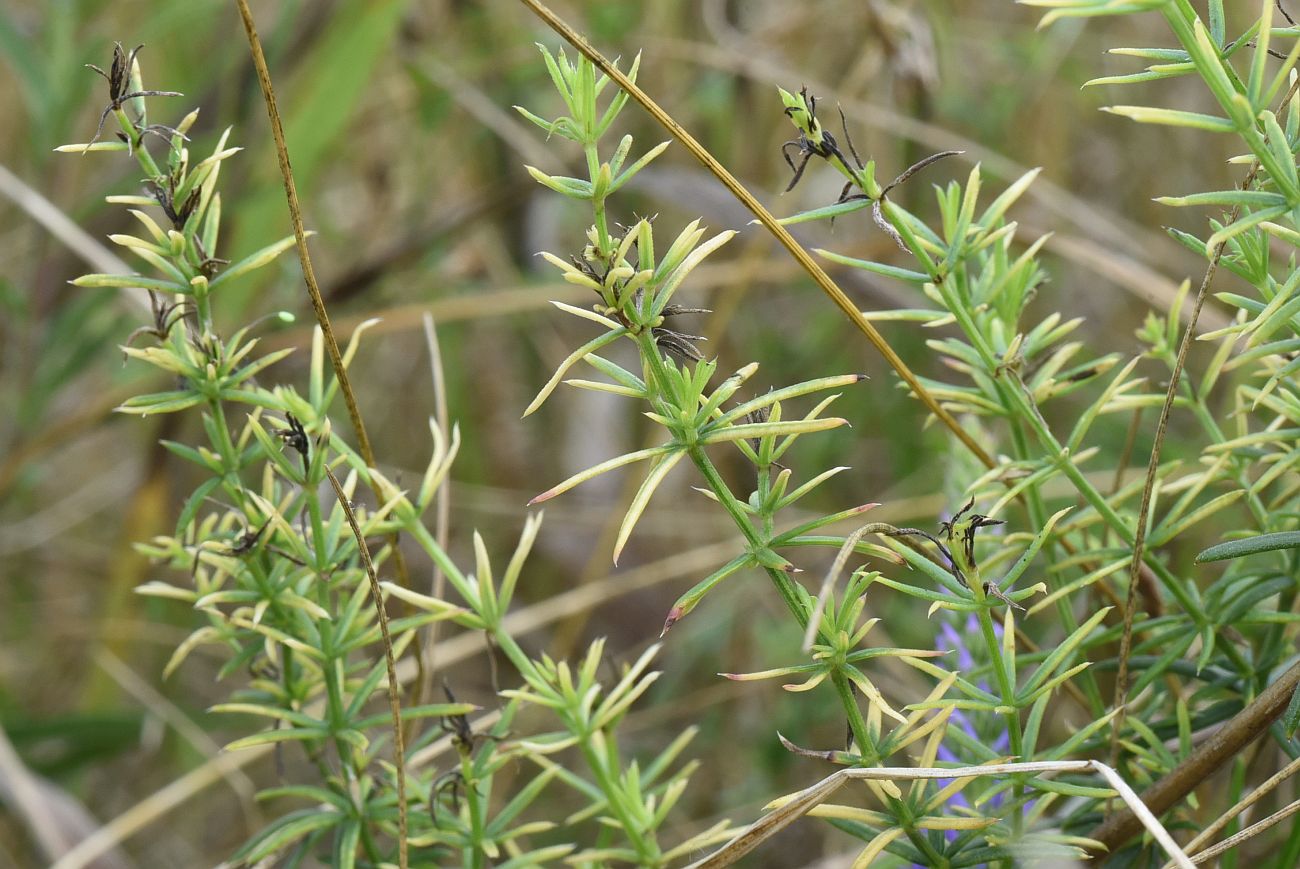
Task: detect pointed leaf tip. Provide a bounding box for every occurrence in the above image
[661,606,683,636]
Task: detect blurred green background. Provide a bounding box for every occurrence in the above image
[0,0,1240,865]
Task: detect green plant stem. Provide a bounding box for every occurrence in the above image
[304,483,330,571]
[1008,417,1105,715]
[637,339,890,773]
[584,142,612,256]
[1160,6,1294,198]
[481,625,533,682]
[883,199,1205,620]
[481,619,661,864]
[358,804,384,865]
[632,330,881,758]
[582,737,660,865]
[626,333,957,864]
[116,108,163,179]
[687,445,764,551]
[464,753,489,869]
[320,627,360,773]
[891,800,949,868]
[973,600,1025,841]
[192,283,213,335]
[323,465,407,869]
[208,400,240,480]
[407,523,476,606]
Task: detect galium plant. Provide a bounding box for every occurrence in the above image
[510,1,1300,864]
[63,39,729,868]
[716,0,1300,863]
[61,0,1300,864]
[517,43,1119,867]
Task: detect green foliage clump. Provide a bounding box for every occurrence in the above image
[51,1,1300,866]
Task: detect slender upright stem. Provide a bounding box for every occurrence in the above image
[323,465,407,869]
[232,0,422,707]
